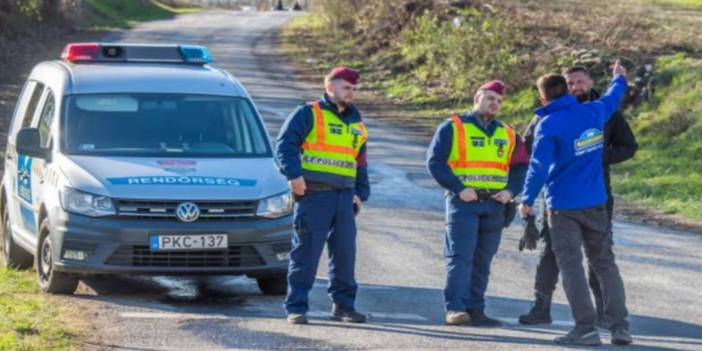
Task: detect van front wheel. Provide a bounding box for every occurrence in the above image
[36,218,79,294]
[256,274,287,295]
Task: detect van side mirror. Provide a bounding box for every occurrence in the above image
[16,128,51,160]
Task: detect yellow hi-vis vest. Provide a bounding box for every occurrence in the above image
[447,114,516,190]
[301,102,368,179]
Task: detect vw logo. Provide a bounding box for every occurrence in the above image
[175,202,200,222]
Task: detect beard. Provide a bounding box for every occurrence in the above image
[475,109,497,119]
[572,89,590,102]
[335,97,353,109]
[575,93,589,102]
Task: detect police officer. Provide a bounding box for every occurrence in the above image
[276,67,370,325]
[427,80,528,326]
[519,66,638,327]
[519,61,632,346]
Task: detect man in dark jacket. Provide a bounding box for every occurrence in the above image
[519,66,638,328]
[276,67,370,325]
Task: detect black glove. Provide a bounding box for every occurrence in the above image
[519,214,540,252]
[503,201,517,228]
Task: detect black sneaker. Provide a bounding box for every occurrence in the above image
[467,310,502,327]
[611,328,633,345]
[555,328,602,346]
[286,313,308,325]
[330,304,367,323]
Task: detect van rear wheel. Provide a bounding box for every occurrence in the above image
[256,275,287,295]
[36,218,79,294]
[1,206,33,269]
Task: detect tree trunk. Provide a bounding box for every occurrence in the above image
[42,0,60,22]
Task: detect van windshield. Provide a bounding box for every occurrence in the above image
[62,94,271,157]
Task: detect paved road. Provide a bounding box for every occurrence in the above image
[76,10,702,351]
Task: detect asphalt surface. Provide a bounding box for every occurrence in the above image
[74,10,702,351]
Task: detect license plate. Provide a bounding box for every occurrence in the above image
[150,234,228,251]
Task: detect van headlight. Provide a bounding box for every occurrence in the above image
[256,192,293,219]
[60,188,116,217]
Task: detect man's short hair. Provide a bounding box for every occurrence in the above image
[537,73,569,101]
[562,66,590,76]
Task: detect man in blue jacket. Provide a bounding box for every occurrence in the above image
[519,60,632,346]
[519,66,638,327]
[276,67,370,325]
[427,80,528,326]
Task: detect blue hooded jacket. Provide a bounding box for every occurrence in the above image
[521,75,627,210]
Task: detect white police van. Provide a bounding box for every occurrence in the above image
[1,43,293,295]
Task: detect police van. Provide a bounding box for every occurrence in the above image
[1,43,293,295]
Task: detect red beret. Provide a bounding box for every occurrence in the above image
[479,80,506,95]
[328,67,360,85]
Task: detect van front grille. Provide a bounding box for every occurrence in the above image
[114,199,258,221]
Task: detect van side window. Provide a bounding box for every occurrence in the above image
[37,89,55,148]
[22,82,45,129]
[8,81,45,142]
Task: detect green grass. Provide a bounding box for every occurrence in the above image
[611,53,702,218]
[647,0,702,8]
[281,13,362,71]
[500,88,540,130]
[0,268,82,350]
[84,0,200,29]
[149,0,201,14]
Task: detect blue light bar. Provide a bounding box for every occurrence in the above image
[179,45,213,64]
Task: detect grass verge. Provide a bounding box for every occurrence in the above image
[0,267,83,350]
[610,54,702,218]
[84,0,200,29]
[648,0,702,8]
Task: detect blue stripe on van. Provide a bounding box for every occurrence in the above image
[20,204,36,233]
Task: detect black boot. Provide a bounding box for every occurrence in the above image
[330,304,367,323]
[467,309,502,327]
[519,292,553,325]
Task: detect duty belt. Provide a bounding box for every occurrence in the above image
[448,188,501,201]
[293,181,343,202]
[475,189,500,201]
[305,181,337,192]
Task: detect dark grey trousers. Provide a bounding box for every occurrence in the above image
[534,197,614,304]
[548,204,629,331]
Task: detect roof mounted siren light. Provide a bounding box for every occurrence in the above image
[60,43,100,62]
[178,45,213,64]
[60,43,213,65]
